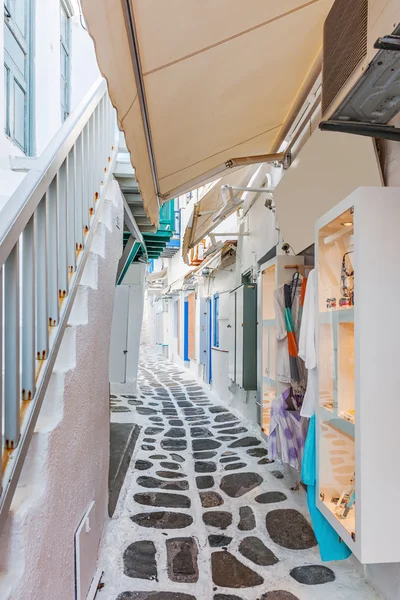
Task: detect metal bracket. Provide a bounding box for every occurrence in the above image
[282,152,292,170]
[319,119,400,142]
[374,34,400,52]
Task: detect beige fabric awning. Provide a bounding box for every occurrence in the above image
[182,165,257,262]
[82,0,334,227]
[274,129,383,253]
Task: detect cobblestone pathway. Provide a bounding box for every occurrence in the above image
[100,350,380,600]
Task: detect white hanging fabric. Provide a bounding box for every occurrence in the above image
[298,268,318,417]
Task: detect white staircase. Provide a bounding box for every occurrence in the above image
[0,79,123,599]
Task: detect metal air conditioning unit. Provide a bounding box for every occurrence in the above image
[319,0,400,141]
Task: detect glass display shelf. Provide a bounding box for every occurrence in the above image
[316,188,400,564]
[318,205,355,541]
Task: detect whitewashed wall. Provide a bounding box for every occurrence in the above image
[0,0,101,210]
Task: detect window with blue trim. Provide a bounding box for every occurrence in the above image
[173,301,179,338]
[60,2,71,122]
[213,294,220,348]
[4,0,32,153]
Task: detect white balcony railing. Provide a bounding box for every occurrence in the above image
[0,78,117,532]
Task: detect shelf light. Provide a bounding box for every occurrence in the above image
[341,221,353,227]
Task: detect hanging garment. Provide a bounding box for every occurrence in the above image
[298,268,318,418]
[269,387,309,470]
[284,283,305,384]
[301,416,352,562]
[274,284,305,386]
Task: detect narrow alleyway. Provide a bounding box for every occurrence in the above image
[101,348,380,600]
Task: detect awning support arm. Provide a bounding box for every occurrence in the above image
[161,152,289,202]
[225,152,288,169]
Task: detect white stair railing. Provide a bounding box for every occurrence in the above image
[0,78,117,532]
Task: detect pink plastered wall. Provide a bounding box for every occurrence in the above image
[0,180,123,599]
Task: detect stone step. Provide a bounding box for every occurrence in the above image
[108,423,140,517]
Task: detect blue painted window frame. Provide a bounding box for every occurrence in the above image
[183,299,189,361]
[213,294,220,348]
[173,300,179,338]
[4,0,33,154]
[60,1,71,122]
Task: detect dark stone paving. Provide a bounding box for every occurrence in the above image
[167,537,199,583]
[192,439,221,451]
[290,565,335,585]
[191,427,213,438]
[238,506,255,531]
[255,492,287,504]
[214,413,238,423]
[221,427,248,435]
[214,595,243,600]
[238,537,279,566]
[224,462,247,471]
[103,354,374,600]
[137,476,189,491]
[200,491,224,508]
[220,456,238,463]
[160,461,180,471]
[247,448,268,457]
[211,552,264,588]
[203,511,232,530]
[161,439,187,451]
[137,407,158,415]
[259,594,300,600]
[117,593,196,600]
[145,427,164,435]
[170,453,185,463]
[195,461,217,473]
[136,460,153,471]
[208,534,232,548]
[220,473,263,498]
[123,541,157,580]
[229,437,261,449]
[134,492,191,509]
[165,427,186,438]
[156,471,187,479]
[266,509,317,549]
[131,512,193,529]
[193,451,217,460]
[196,475,214,489]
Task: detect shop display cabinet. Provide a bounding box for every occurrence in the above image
[257,256,304,433]
[316,187,400,564]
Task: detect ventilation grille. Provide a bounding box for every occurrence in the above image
[322,0,369,116]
